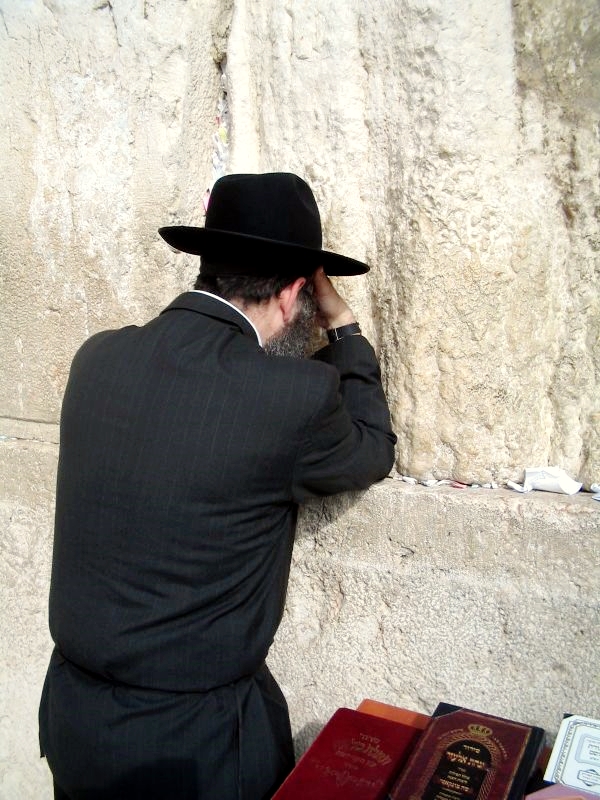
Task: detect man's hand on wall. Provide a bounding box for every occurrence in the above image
[313,267,357,330]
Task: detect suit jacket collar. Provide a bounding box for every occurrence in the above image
[161,291,261,344]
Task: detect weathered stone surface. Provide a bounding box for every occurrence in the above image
[225,0,600,486]
[512,0,600,490]
[0,434,57,799]
[1,0,598,481]
[1,0,221,422]
[269,480,600,754]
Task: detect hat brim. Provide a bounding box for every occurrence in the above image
[158,226,369,276]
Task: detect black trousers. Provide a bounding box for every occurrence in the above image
[40,650,294,800]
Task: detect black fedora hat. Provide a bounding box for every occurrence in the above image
[158,172,369,276]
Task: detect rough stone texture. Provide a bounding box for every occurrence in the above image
[1,0,598,478]
[225,0,600,486]
[1,0,222,422]
[0,0,599,797]
[270,480,600,755]
[512,0,600,489]
[0,432,57,799]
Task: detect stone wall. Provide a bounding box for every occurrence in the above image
[0,0,598,796]
[225,0,599,486]
[271,481,599,754]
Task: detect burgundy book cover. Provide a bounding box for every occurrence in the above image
[388,703,545,800]
[272,707,420,799]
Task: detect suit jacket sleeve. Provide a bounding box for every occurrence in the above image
[291,334,397,503]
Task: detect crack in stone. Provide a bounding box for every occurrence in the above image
[93,0,120,46]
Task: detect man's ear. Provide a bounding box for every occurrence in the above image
[278,277,306,323]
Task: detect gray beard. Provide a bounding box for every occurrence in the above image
[264,289,317,359]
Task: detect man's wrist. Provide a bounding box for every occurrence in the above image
[323,310,356,329]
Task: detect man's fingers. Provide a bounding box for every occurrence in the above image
[312,268,356,329]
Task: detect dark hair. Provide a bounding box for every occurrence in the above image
[194,263,313,304]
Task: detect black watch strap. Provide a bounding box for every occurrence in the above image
[326,322,362,343]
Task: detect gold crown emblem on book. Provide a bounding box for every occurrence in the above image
[468,723,493,737]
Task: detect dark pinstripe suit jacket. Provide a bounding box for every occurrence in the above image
[40,291,396,798]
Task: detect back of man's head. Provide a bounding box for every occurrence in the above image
[194,270,313,307]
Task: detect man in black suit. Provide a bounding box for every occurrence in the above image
[39,173,396,799]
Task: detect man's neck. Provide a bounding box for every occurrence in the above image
[191,290,263,346]
[229,295,281,346]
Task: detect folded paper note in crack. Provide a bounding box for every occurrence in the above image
[508,467,582,496]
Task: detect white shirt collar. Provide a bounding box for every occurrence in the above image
[190,290,263,347]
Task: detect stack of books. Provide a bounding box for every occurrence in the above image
[273,699,599,799]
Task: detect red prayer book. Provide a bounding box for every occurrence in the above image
[388,703,545,800]
[272,707,421,799]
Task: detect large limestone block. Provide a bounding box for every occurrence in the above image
[2,0,597,482]
[0,431,57,799]
[0,0,222,423]
[512,0,600,489]
[269,480,600,751]
[225,0,600,485]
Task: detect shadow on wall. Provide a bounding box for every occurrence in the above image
[293,719,326,760]
[295,489,371,543]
